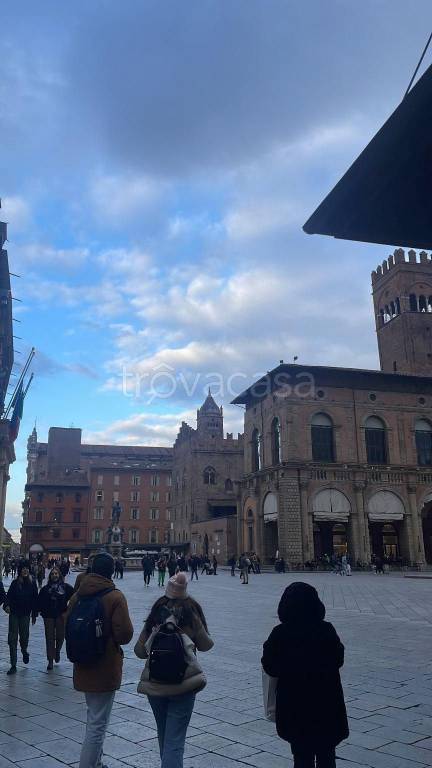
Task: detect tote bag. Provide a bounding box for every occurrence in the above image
[262,668,277,722]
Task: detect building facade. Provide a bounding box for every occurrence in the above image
[22,426,172,558]
[233,249,432,567]
[170,392,244,562]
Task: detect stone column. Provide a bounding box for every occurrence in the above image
[354,483,370,563]
[407,485,426,567]
[348,508,360,564]
[278,469,303,565]
[236,495,244,556]
[299,480,312,562]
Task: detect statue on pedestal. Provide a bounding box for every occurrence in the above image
[107,501,124,555]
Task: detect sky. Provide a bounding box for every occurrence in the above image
[2,0,432,540]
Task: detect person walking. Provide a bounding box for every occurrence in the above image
[157,557,167,588]
[36,562,45,589]
[134,571,213,768]
[167,555,177,578]
[212,556,218,575]
[142,555,153,587]
[38,566,74,670]
[262,582,348,768]
[3,559,38,675]
[239,554,249,584]
[66,551,133,768]
[228,555,236,577]
[190,555,199,581]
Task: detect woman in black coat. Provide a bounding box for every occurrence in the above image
[262,582,348,768]
[38,566,74,670]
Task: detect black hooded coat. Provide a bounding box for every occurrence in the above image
[261,582,348,749]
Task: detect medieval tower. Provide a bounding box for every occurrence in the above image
[372,248,432,375]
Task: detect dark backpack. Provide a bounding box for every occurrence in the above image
[65,587,113,665]
[149,616,188,684]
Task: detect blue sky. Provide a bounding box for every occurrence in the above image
[2,0,432,539]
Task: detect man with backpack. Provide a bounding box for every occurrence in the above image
[65,551,133,768]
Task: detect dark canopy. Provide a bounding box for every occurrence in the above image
[303,63,432,250]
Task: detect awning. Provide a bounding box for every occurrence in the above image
[263,492,278,522]
[367,490,405,522]
[303,62,432,250]
[313,489,350,522]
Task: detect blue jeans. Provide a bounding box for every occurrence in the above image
[148,692,195,768]
[79,691,115,768]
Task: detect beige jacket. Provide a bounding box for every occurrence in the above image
[134,611,213,697]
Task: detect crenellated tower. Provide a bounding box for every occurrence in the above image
[372,248,432,375]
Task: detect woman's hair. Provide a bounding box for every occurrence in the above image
[145,595,208,634]
[48,567,63,582]
[278,581,325,624]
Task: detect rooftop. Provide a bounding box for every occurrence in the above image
[231,362,432,405]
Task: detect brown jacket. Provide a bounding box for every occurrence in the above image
[67,573,133,693]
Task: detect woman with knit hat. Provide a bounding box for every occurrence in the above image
[135,571,213,768]
[262,582,348,768]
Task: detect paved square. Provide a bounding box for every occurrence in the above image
[1,569,432,767]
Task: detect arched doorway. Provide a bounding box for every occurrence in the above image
[312,489,350,558]
[263,493,278,562]
[367,491,404,560]
[421,493,432,564]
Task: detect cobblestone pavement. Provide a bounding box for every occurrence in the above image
[1,569,432,767]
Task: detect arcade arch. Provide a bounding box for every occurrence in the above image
[312,489,351,558]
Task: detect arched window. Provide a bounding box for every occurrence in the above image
[419,295,427,312]
[203,466,216,485]
[311,413,335,462]
[409,293,418,311]
[365,416,387,464]
[251,428,262,472]
[390,301,396,316]
[415,419,432,466]
[271,417,281,465]
[225,478,233,492]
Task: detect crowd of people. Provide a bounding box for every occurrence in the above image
[0,552,350,768]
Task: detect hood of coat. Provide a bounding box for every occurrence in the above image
[278,582,325,626]
[77,573,115,597]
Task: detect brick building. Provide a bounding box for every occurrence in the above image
[170,391,244,562]
[233,249,432,567]
[21,426,172,558]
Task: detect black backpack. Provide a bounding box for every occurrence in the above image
[65,587,113,665]
[149,615,188,685]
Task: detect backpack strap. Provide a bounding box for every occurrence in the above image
[79,586,115,601]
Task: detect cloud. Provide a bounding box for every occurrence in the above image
[1,195,31,231]
[14,243,89,269]
[83,406,244,447]
[90,174,166,223]
[224,200,302,240]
